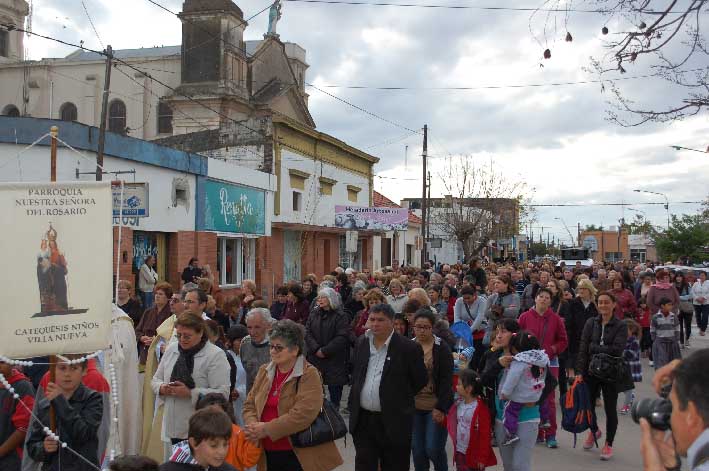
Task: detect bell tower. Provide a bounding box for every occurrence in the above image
[0,0,29,63]
[179,0,248,97]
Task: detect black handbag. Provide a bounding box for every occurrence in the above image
[588,353,627,383]
[290,376,348,448]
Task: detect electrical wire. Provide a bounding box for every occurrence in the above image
[80,0,104,49]
[282,0,685,14]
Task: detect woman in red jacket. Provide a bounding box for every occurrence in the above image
[610,278,637,319]
[517,287,568,448]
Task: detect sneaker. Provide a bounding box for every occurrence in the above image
[619,405,630,415]
[501,434,520,446]
[685,340,691,349]
[600,444,613,460]
[540,420,552,430]
[536,437,545,444]
[649,360,654,367]
[546,437,558,449]
[583,430,602,450]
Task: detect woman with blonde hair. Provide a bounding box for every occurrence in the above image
[565,278,598,376]
[116,279,143,325]
[386,279,409,314]
[408,287,431,307]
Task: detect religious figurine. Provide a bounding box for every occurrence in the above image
[267,0,282,36]
[36,223,69,313]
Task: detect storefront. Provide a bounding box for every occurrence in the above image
[197,178,266,289]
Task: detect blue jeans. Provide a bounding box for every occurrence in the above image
[140,290,154,309]
[412,410,448,471]
[328,385,343,409]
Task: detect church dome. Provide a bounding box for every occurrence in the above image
[182,0,244,18]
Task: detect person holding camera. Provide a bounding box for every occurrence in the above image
[640,349,709,471]
[576,291,628,461]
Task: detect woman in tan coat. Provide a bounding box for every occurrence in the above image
[243,319,343,471]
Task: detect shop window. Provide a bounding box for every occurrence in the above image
[60,102,78,122]
[108,99,127,134]
[339,235,362,270]
[217,237,255,287]
[157,101,173,134]
[292,191,301,212]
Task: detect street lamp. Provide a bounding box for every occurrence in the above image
[633,189,670,230]
[670,145,709,154]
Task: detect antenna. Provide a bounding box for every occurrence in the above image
[404,145,408,170]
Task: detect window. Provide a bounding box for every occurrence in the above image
[59,102,77,122]
[217,237,255,286]
[604,252,623,262]
[0,30,7,57]
[108,99,127,134]
[2,104,19,117]
[347,185,361,203]
[292,191,302,211]
[630,249,646,263]
[157,101,173,134]
[319,177,336,196]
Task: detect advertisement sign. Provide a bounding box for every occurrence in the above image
[335,206,408,231]
[0,182,113,358]
[199,180,266,235]
[112,182,149,217]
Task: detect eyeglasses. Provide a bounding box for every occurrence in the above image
[170,298,182,304]
[176,333,195,341]
[413,325,432,331]
[269,344,286,352]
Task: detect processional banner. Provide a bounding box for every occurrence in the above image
[0,182,113,358]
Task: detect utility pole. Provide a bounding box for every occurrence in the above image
[50,126,58,182]
[421,125,428,265]
[426,171,431,241]
[577,222,581,246]
[96,45,113,181]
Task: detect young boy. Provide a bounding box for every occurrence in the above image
[25,355,103,471]
[0,360,35,470]
[160,408,237,471]
[650,297,682,370]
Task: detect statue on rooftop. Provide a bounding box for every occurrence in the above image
[267,0,282,36]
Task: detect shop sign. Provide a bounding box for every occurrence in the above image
[200,180,266,234]
[112,182,149,217]
[334,206,408,231]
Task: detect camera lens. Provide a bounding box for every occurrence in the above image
[631,398,672,431]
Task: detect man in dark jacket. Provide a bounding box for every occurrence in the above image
[349,303,427,471]
[467,258,487,294]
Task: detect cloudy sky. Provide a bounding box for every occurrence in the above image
[26,0,709,244]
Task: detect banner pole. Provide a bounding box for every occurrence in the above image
[49,126,58,432]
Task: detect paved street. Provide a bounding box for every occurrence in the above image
[333,329,708,470]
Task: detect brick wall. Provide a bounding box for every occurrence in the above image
[256,228,284,299]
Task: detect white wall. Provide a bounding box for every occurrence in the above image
[0,143,196,232]
[274,148,370,227]
[0,57,180,140]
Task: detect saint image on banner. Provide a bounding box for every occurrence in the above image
[35,223,88,317]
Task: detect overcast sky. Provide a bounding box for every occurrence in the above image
[26,0,709,245]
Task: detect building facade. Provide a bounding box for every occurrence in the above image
[580,228,630,262]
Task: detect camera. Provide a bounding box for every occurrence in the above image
[631,383,673,431]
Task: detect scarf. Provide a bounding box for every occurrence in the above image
[653,282,673,290]
[170,336,208,389]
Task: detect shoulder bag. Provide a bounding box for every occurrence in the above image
[290,375,348,448]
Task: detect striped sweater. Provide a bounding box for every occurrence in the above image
[650,311,680,343]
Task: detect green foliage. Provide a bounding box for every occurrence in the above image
[654,214,709,263]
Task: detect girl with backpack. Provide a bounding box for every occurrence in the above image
[498,331,550,446]
[446,369,497,471]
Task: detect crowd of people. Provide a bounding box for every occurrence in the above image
[2,255,709,471]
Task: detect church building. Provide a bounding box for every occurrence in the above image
[0,0,382,298]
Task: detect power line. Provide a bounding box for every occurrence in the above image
[80,0,104,49]
[529,201,702,207]
[282,0,683,13]
[307,68,708,92]
[306,82,421,134]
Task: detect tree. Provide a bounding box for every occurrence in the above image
[623,213,657,235]
[433,156,534,264]
[534,0,709,125]
[584,224,605,231]
[654,214,709,263]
